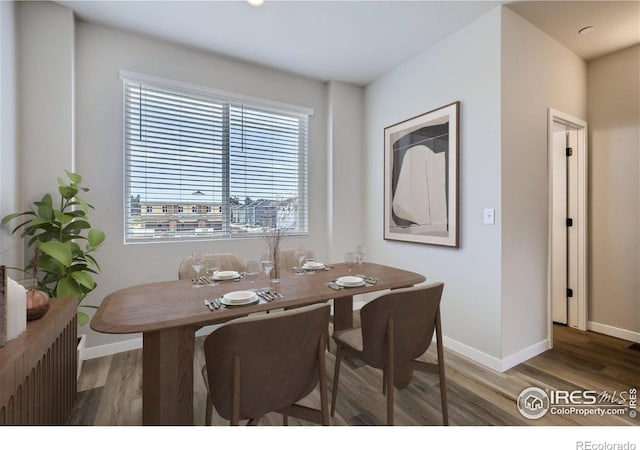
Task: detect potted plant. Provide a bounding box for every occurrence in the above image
[1,170,105,327]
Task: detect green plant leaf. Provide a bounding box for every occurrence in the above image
[59,185,78,200]
[57,176,65,185]
[65,170,82,184]
[36,195,53,220]
[71,271,96,290]
[85,254,101,271]
[77,311,90,326]
[76,197,90,213]
[63,220,91,234]
[56,275,82,300]
[1,210,36,225]
[88,228,106,248]
[53,210,74,224]
[38,254,66,276]
[39,241,73,267]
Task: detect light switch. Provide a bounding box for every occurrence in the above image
[484,208,495,225]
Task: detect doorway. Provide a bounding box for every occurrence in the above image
[547,109,588,342]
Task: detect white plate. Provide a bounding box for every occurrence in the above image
[221,291,259,306]
[214,270,240,280]
[335,276,365,287]
[220,296,259,307]
[223,290,258,304]
[303,261,325,270]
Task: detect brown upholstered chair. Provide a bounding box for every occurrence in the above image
[202,303,331,426]
[178,253,246,280]
[330,282,448,425]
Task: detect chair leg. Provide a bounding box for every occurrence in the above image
[205,395,213,426]
[230,355,241,426]
[282,414,288,425]
[435,308,449,425]
[330,343,343,417]
[382,368,386,395]
[385,318,394,426]
[318,333,330,425]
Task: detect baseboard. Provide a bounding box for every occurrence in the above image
[500,339,550,371]
[588,321,640,343]
[440,336,504,372]
[83,336,142,360]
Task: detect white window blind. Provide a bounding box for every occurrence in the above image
[123,75,310,243]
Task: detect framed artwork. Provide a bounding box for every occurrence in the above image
[384,101,459,247]
[1,265,5,347]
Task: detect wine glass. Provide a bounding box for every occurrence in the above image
[294,246,306,275]
[191,252,205,287]
[355,244,366,267]
[205,261,219,286]
[261,256,274,289]
[344,252,355,274]
[245,260,260,290]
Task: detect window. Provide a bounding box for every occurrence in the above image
[122,72,311,243]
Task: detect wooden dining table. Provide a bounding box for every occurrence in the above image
[91,262,425,425]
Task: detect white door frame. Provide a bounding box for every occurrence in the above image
[547,108,588,345]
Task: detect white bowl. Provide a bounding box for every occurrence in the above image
[303,261,325,270]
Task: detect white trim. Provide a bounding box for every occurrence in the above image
[547,108,589,347]
[83,336,142,360]
[440,336,503,372]
[119,69,314,117]
[588,321,640,343]
[500,339,550,372]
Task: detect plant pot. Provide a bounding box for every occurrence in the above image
[77,334,87,380]
[26,289,50,321]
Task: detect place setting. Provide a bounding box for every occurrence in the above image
[325,246,378,290]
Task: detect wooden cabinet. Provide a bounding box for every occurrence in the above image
[0,296,77,425]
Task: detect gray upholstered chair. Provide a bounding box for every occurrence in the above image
[202,303,331,426]
[178,253,246,280]
[278,247,314,271]
[330,282,448,425]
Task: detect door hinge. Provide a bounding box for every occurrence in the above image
[566,147,573,157]
[567,288,573,298]
[566,218,573,227]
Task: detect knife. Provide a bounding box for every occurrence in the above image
[203,298,214,311]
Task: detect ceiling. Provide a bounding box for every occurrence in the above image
[56,0,639,86]
[506,1,640,62]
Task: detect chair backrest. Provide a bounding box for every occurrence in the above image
[359,282,444,368]
[203,303,330,421]
[178,253,246,279]
[278,248,314,270]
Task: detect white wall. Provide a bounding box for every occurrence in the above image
[0,1,20,270]
[16,1,75,209]
[364,8,503,363]
[74,21,329,347]
[588,44,640,338]
[500,7,587,360]
[326,81,365,262]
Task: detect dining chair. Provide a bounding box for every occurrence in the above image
[278,247,314,271]
[178,253,247,280]
[202,303,331,426]
[330,282,447,426]
[277,247,331,350]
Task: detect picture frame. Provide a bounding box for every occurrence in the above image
[1,265,6,347]
[384,101,459,247]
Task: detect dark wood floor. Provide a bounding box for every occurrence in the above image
[68,322,639,426]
